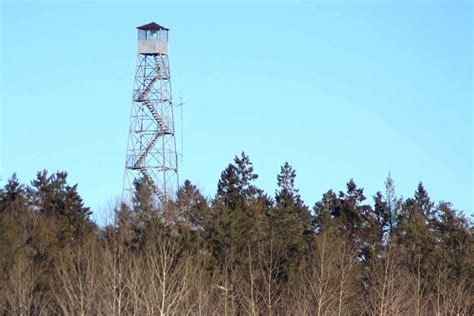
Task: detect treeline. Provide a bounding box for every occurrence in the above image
[0,152,472,315]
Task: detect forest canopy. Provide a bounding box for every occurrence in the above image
[0,152,472,315]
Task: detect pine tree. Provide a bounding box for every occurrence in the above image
[312,190,338,234]
[0,175,28,277]
[393,183,438,313]
[275,162,310,222]
[216,162,241,210]
[321,179,380,260]
[276,162,297,204]
[396,183,436,258]
[216,152,262,211]
[385,173,400,233]
[132,177,156,214]
[176,180,209,231]
[414,182,434,218]
[211,153,263,265]
[272,162,312,280]
[432,202,472,280]
[373,192,390,243]
[373,173,401,244]
[0,174,27,214]
[28,170,93,244]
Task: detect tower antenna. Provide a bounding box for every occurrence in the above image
[177,91,184,169]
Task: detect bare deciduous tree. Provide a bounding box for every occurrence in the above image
[1,253,38,316]
[51,239,100,315]
[432,267,473,315]
[100,235,133,315]
[364,244,410,316]
[140,231,192,315]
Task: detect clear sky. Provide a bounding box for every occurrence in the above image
[1,1,472,223]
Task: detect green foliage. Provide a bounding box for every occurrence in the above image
[272,162,312,281]
[29,170,94,244]
[0,157,472,314]
[313,179,380,260]
[175,179,209,232]
[432,202,472,280]
[0,174,26,214]
[210,152,266,268]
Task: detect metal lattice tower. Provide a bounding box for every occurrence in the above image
[123,22,179,205]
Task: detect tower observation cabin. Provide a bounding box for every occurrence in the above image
[137,22,169,55]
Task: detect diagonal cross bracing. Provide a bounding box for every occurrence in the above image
[123,39,179,207]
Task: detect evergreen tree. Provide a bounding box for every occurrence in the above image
[131,177,156,213]
[28,170,93,244]
[127,178,162,248]
[395,197,434,261]
[414,182,434,218]
[275,162,310,222]
[373,173,401,243]
[216,152,262,211]
[234,152,260,199]
[276,162,297,203]
[216,163,241,210]
[396,183,435,254]
[0,174,27,214]
[313,180,379,260]
[432,202,472,280]
[373,192,389,243]
[394,183,438,301]
[176,180,209,231]
[385,173,400,233]
[211,153,261,264]
[0,175,28,275]
[312,190,338,233]
[273,162,312,279]
[209,151,271,291]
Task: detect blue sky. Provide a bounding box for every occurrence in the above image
[1,1,472,222]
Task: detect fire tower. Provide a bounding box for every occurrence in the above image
[123,22,179,205]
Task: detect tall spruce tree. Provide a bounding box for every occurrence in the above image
[0,174,27,214]
[216,152,262,211]
[432,202,472,280]
[414,182,434,218]
[373,173,401,243]
[28,170,93,244]
[0,174,29,275]
[131,178,156,213]
[373,192,390,243]
[394,182,438,302]
[176,179,209,232]
[210,152,264,268]
[385,173,400,233]
[314,180,379,260]
[312,190,338,233]
[273,162,312,281]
